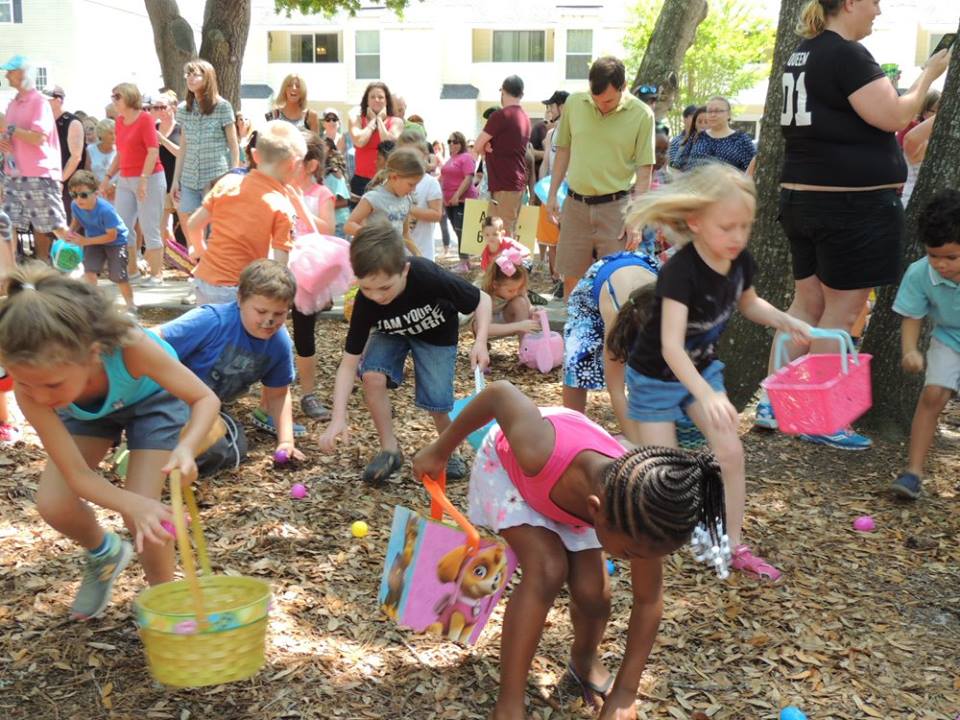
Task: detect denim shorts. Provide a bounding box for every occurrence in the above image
[58,390,190,451]
[359,332,457,413]
[178,184,206,215]
[626,360,726,422]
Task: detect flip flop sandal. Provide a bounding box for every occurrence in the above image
[730,544,782,582]
[362,449,404,486]
[565,662,614,708]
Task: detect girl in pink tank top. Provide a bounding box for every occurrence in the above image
[413,380,728,719]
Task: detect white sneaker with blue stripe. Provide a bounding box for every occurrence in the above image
[754,399,778,430]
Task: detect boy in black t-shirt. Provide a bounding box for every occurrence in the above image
[319,222,492,484]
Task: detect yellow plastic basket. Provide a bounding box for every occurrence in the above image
[135,472,271,687]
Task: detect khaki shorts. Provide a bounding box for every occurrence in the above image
[556,195,628,278]
[489,190,523,236]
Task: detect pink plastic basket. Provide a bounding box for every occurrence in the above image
[761,329,872,435]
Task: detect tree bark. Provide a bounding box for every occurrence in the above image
[718,0,807,410]
[631,0,708,120]
[858,20,960,437]
[144,0,197,99]
[199,0,251,111]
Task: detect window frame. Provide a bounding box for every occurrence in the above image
[492,30,547,63]
[355,29,380,79]
[565,29,592,80]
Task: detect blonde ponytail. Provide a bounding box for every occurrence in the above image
[796,0,841,39]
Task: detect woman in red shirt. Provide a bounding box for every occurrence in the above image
[347,82,403,207]
[99,83,166,285]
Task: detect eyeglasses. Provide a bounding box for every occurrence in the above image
[324,115,339,122]
[184,72,204,79]
[69,190,94,199]
[111,93,122,101]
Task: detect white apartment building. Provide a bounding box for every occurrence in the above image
[242,0,631,141]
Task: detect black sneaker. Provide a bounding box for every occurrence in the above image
[551,280,564,300]
[891,472,921,500]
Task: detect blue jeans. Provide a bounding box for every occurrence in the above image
[360,332,457,413]
[626,361,726,422]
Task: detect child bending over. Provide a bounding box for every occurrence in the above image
[479,250,539,341]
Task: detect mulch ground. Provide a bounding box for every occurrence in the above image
[1,313,958,720]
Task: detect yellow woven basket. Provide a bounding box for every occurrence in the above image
[135,472,271,687]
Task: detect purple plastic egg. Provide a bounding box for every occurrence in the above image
[853,515,876,532]
[290,483,307,499]
[274,449,290,464]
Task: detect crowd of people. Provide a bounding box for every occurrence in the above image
[0,0,956,716]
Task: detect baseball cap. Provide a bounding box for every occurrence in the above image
[682,104,698,118]
[322,107,340,120]
[542,90,569,106]
[0,55,29,71]
[501,74,524,98]
[42,84,65,99]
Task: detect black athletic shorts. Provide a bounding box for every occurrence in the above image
[778,188,904,290]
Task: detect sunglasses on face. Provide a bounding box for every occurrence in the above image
[447,139,459,144]
[149,105,166,111]
[69,190,94,199]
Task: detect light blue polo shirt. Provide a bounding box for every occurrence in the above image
[893,256,960,353]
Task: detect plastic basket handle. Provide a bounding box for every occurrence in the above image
[422,472,480,556]
[169,469,213,631]
[774,327,859,374]
[473,364,485,395]
[537,309,550,336]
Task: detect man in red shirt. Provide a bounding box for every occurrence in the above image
[474,75,531,236]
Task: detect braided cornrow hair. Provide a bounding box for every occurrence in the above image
[601,445,726,550]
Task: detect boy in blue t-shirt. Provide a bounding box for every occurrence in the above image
[891,190,960,499]
[160,259,303,469]
[67,170,135,312]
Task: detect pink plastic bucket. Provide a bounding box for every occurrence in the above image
[761,329,872,435]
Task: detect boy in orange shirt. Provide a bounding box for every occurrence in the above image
[186,120,307,305]
[185,120,307,436]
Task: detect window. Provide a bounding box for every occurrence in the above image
[0,0,22,23]
[493,30,545,62]
[355,30,380,79]
[566,29,592,79]
[289,33,340,63]
[35,67,47,90]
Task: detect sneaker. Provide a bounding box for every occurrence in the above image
[797,427,872,451]
[891,471,922,500]
[141,276,165,288]
[676,415,707,450]
[250,408,306,437]
[128,272,143,284]
[551,280,564,300]
[0,421,21,445]
[754,400,778,430]
[300,393,331,420]
[70,532,133,620]
[446,454,468,480]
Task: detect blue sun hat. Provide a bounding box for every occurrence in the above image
[0,55,29,71]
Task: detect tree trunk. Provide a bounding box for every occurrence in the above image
[144,0,197,99]
[632,0,708,120]
[858,21,960,437]
[719,0,807,410]
[199,0,251,111]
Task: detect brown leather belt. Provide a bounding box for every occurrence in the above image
[567,189,630,205]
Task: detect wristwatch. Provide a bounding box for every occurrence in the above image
[3,125,15,140]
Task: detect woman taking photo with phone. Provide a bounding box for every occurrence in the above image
[754,0,951,449]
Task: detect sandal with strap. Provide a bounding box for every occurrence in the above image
[565,662,614,708]
[731,544,782,582]
[362,449,404,486]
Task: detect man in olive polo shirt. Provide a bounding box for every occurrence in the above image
[546,56,655,297]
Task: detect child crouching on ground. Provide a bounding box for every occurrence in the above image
[891,189,960,499]
[66,170,136,313]
[413,380,729,719]
[319,221,491,483]
[160,259,302,474]
[479,250,539,342]
[0,264,220,619]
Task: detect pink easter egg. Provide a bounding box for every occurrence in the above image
[853,515,876,532]
[161,520,175,536]
[290,483,307,499]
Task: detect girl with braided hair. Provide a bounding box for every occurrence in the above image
[413,380,727,720]
[622,164,812,582]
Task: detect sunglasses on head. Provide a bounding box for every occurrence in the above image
[69,190,94,199]
[636,84,658,95]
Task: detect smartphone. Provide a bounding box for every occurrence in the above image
[931,33,956,56]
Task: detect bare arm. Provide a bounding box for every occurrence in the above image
[450,173,473,205]
[186,206,211,257]
[409,197,443,223]
[261,384,296,451]
[63,119,85,180]
[318,352,362,452]
[633,165,652,195]
[74,227,119,247]
[224,121,240,169]
[344,198,373,237]
[903,115,934,165]
[348,111,376,147]
[473,130,493,158]
[900,316,924,374]
[849,50,950,133]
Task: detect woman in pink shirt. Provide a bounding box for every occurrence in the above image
[99,83,166,284]
[0,54,70,262]
[414,380,728,720]
[440,131,478,261]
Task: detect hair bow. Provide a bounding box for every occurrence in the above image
[495,247,525,276]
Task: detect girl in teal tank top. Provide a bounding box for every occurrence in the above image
[0,265,221,620]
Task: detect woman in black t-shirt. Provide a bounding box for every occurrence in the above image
[755,0,950,449]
